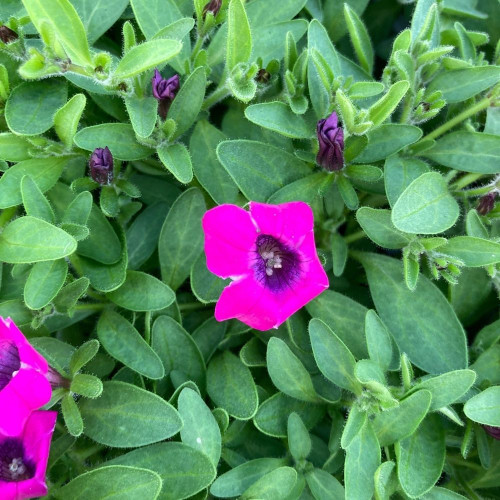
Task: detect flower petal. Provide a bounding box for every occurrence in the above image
[202,205,257,279]
[249,201,314,247]
[215,276,279,330]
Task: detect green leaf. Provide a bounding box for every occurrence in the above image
[332,232,348,277]
[54,277,89,313]
[124,96,158,139]
[70,339,100,375]
[106,442,216,500]
[354,124,422,163]
[358,253,467,374]
[267,337,320,403]
[211,458,286,498]
[24,259,67,309]
[268,172,331,205]
[305,468,345,500]
[391,172,460,234]
[0,156,70,209]
[114,39,182,79]
[344,4,374,74]
[71,373,103,399]
[178,388,221,467]
[306,290,368,359]
[464,386,500,425]
[244,102,312,139]
[217,140,310,202]
[341,406,367,450]
[22,0,93,66]
[0,133,32,162]
[365,310,398,372]
[190,253,227,304]
[227,0,252,70]
[107,270,175,311]
[384,156,430,208]
[157,142,193,184]
[442,236,500,267]
[420,488,468,500]
[62,393,84,437]
[77,205,122,264]
[465,210,488,239]
[309,318,362,395]
[372,390,432,446]
[74,123,154,160]
[356,208,412,249]
[368,81,409,126]
[168,67,206,139]
[152,18,195,41]
[241,467,297,500]
[345,421,381,500]
[374,461,398,500]
[55,466,162,500]
[190,121,238,205]
[428,66,500,103]
[80,381,182,447]
[0,217,76,263]
[207,351,258,420]
[287,413,312,461]
[131,0,185,39]
[337,175,359,210]
[396,415,446,498]
[152,315,206,390]
[21,175,55,223]
[54,94,86,148]
[159,188,206,290]
[422,131,500,174]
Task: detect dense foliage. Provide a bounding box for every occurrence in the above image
[0,0,499,498]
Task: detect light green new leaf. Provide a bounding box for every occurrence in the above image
[124,96,158,139]
[287,413,312,461]
[368,81,409,126]
[464,386,500,425]
[24,259,68,310]
[114,39,182,79]
[392,172,459,234]
[344,4,374,74]
[157,143,193,184]
[54,94,86,148]
[0,217,76,263]
[227,0,252,70]
[0,133,32,162]
[442,236,500,267]
[21,176,55,223]
[22,0,93,66]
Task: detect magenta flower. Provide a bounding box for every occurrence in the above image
[152,69,180,120]
[316,111,344,171]
[89,146,113,185]
[0,410,57,500]
[202,201,329,330]
[0,318,52,436]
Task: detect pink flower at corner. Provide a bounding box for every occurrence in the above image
[0,318,52,436]
[202,201,329,331]
[0,410,57,500]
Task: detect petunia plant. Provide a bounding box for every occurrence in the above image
[0,0,499,498]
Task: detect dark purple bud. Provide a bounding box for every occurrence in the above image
[477,192,497,216]
[316,111,344,172]
[483,425,500,440]
[152,69,180,120]
[0,25,18,44]
[89,146,113,185]
[203,0,222,17]
[256,69,271,84]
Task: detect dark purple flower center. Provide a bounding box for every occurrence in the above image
[0,340,20,391]
[0,438,35,482]
[253,234,301,293]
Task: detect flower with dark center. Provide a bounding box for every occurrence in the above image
[477,191,497,216]
[0,411,57,499]
[316,111,345,171]
[202,201,329,330]
[0,26,18,44]
[89,146,113,185]
[203,0,222,18]
[0,317,52,436]
[483,425,500,440]
[152,69,180,120]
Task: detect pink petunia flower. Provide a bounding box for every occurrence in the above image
[202,201,329,330]
[0,318,52,436]
[0,410,57,500]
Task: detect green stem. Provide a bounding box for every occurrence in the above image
[416,96,493,145]
[202,85,230,110]
[144,311,151,344]
[399,94,414,124]
[190,35,205,64]
[179,302,207,312]
[450,173,483,191]
[344,230,366,244]
[461,185,492,197]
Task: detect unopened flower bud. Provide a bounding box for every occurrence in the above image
[477,192,497,216]
[89,146,113,185]
[0,25,18,44]
[45,366,71,390]
[316,111,344,172]
[152,68,180,120]
[483,425,500,440]
[256,69,271,84]
[203,0,222,18]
